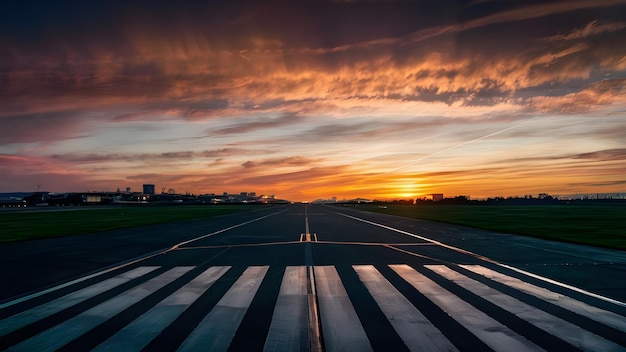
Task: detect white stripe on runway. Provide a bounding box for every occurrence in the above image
[177,266,269,352]
[0,266,160,337]
[426,265,623,352]
[353,265,458,352]
[390,264,542,352]
[264,266,308,352]
[461,265,626,333]
[8,266,194,352]
[314,266,373,352]
[92,266,231,352]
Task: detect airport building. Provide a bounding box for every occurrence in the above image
[430,194,444,202]
[143,184,156,195]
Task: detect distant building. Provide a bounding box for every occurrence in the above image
[143,184,155,195]
[431,194,444,202]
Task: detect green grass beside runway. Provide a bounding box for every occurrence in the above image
[0,205,263,243]
[355,204,626,251]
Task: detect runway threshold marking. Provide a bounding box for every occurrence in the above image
[353,265,458,352]
[264,266,309,352]
[338,212,626,308]
[9,266,194,351]
[461,265,626,333]
[390,264,541,352]
[178,266,269,351]
[92,266,231,352]
[314,266,372,352]
[0,266,160,336]
[427,265,623,351]
[2,264,625,351]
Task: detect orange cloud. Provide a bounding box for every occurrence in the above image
[526,79,626,113]
[3,3,626,123]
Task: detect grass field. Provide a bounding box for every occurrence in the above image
[355,204,626,251]
[0,205,262,243]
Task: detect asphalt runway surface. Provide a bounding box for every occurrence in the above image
[1,204,625,351]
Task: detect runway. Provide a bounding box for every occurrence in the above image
[1,204,625,351]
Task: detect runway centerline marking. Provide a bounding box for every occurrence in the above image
[305,206,310,236]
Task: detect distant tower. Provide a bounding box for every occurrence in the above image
[143,184,156,195]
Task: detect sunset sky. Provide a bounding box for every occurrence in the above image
[1,0,625,201]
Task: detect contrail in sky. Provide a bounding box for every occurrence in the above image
[374,115,544,177]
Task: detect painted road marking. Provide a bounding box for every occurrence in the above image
[7,266,193,352]
[0,266,160,337]
[354,265,458,352]
[92,266,230,352]
[390,264,542,352]
[461,265,626,333]
[426,265,623,352]
[2,264,625,351]
[264,266,308,352]
[177,266,269,352]
[314,265,373,352]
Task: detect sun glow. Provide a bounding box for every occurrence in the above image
[396,184,419,199]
